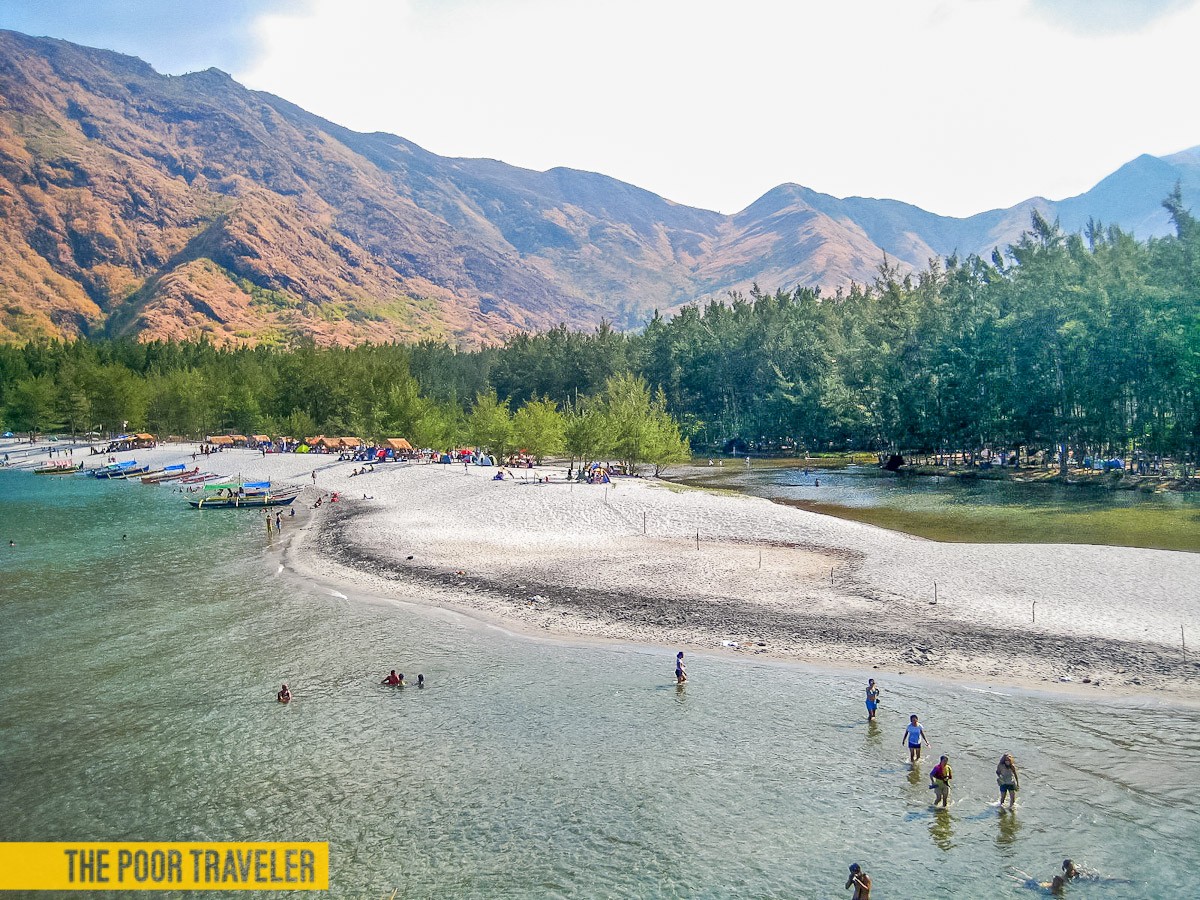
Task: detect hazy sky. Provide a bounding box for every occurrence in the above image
[3,0,1198,217]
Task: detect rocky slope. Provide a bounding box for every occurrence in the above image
[0,30,1196,346]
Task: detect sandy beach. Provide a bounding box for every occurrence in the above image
[8,439,1200,702]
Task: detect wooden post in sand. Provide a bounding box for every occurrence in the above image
[643,511,647,534]
[1032,601,1037,624]
[696,530,700,551]
[1183,625,1187,652]
[830,566,834,586]
[758,549,762,570]
[933,582,938,605]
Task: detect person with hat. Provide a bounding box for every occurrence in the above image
[845,863,871,898]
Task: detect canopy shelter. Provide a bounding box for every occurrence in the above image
[132,433,157,448]
[229,435,249,446]
[384,438,414,452]
[207,435,234,446]
[338,437,363,448]
[250,434,271,446]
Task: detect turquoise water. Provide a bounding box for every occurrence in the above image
[3,472,1200,898]
[681,464,1200,551]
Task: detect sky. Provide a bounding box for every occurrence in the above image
[2,0,1198,217]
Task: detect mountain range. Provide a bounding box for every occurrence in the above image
[1,29,1197,346]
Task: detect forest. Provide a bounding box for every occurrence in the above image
[2,193,1198,471]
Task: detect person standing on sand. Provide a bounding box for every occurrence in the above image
[865,679,880,720]
[930,754,952,807]
[903,714,928,762]
[845,863,871,899]
[996,753,1019,808]
[675,651,687,684]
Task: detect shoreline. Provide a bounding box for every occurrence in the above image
[294,500,1200,708]
[8,438,1199,706]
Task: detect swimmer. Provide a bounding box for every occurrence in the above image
[381,670,400,686]
[902,714,928,762]
[865,678,880,721]
[417,674,425,688]
[674,651,687,684]
[845,863,871,899]
[396,673,406,687]
[1008,869,1063,895]
[277,683,291,703]
[997,753,1019,808]
[929,754,952,807]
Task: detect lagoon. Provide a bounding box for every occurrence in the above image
[2,471,1199,897]
[680,463,1200,552]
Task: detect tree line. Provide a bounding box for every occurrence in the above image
[2,193,1198,472]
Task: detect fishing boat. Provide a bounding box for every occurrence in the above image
[142,464,192,484]
[92,460,139,479]
[33,461,84,475]
[179,471,221,484]
[187,481,302,509]
[108,464,151,480]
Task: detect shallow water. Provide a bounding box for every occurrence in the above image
[681,464,1200,552]
[2,472,1199,898]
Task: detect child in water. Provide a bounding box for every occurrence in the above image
[675,651,687,684]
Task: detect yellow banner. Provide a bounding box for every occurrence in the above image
[0,842,328,891]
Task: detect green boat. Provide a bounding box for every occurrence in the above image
[187,480,302,509]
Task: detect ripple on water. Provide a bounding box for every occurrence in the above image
[2,471,1199,897]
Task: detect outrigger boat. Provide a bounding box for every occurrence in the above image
[142,464,192,484]
[92,460,140,479]
[187,480,302,509]
[179,471,221,484]
[33,461,84,475]
[108,464,151,480]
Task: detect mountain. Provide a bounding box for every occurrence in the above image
[0,30,1196,346]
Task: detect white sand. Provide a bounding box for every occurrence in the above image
[9,438,1199,699]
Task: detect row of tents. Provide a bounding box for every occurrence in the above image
[205,434,415,454]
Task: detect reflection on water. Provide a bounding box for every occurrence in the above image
[3,473,1200,897]
[930,809,955,851]
[996,809,1021,851]
[680,465,1200,551]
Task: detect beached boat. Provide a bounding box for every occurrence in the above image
[142,464,193,484]
[33,461,83,475]
[107,464,151,480]
[187,481,302,509]
[92,460,140,479]
[179,471,221,484]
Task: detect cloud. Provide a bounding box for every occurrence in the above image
[1027,0,1198,35]
[0,0,311,73]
